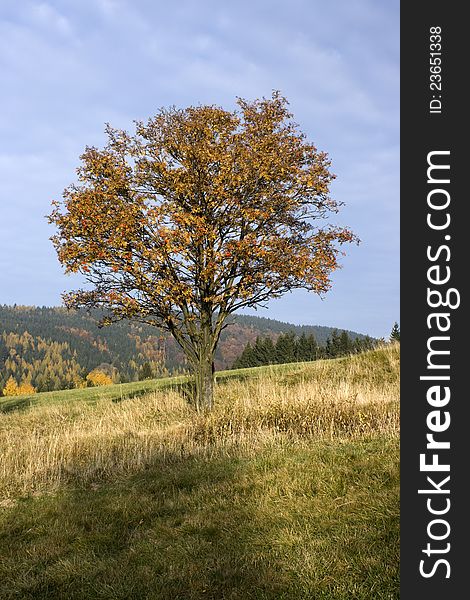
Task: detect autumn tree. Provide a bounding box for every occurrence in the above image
[2,376,18,397]
[86,369,113,387]
[49,92,357,411]
[17,381,37,395]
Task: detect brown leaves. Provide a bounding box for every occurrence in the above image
[49,92,358,349]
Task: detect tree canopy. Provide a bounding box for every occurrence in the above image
[49,92,357,410]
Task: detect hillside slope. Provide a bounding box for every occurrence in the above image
[0,305,369,392]
[0,345,400,599]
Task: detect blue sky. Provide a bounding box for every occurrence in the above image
[0,0,399,338]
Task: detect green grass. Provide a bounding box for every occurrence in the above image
[0,363,296,413]
[0,375,188,413]
[0,438,398,600]
[0,346,399,413]
[0,345,400,599]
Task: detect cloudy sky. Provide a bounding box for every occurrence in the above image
[0,0,399,338]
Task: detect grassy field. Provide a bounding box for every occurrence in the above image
[0,345,400,599]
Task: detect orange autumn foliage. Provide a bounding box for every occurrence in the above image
[2,376,19,397]
[49,92,357,410]
[2,377,37,397]
[86,370,113,387]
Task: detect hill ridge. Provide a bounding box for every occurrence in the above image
[0,305,370,393]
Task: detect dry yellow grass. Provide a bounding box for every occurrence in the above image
[0,344,399,499]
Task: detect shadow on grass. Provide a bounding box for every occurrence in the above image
[110,380,197,406]
[0,440,400,600]
[0,397,35,414]
[0,453,294,600]
[110,386,156,403]
[167,379,197,405]
[142,374,254,406]
[0,368,285,416]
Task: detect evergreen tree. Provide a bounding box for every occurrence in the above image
[0,338,8,365]
[251,337,265,366]
[232,342,256,369]
[324,330,341,358]
[339,330,353,355]
[139,362,153,380]
[296,333,318,362]
[262,337,276,365]
[252,336,276,366]
[296,333,308,361]
[275,332,297,364]
[0,305,377,389]
[331,329,342,357]
[390,322,400,342]
[354,335,375,353]
[325,336,333,358]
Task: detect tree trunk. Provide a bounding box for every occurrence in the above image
[193,309,215,412]
[194,353,214,412]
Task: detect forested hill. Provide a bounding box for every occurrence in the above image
[0,305,368,393]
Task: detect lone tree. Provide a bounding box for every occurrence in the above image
[390,322,400,342]
[49,93,357,411]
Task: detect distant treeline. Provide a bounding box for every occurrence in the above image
[0,306,175,394]
[0,305,374,394]
[232,330,376,369]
